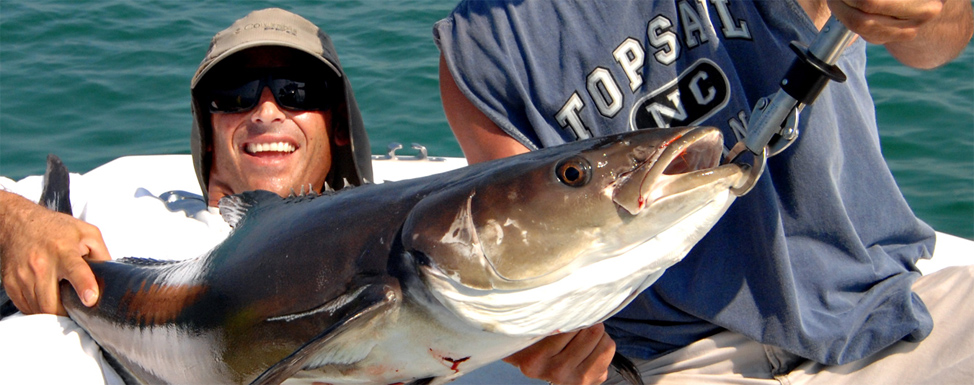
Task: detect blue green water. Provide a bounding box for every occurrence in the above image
[1,1,972,239]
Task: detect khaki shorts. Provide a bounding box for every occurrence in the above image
[605,264,974,385]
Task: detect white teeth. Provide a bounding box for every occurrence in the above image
[246,142,296,154]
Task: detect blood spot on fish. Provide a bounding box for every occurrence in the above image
[429,348,471,373]
[443,356,470,372]
[662,134,681,148]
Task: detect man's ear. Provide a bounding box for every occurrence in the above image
[332,112,350,146]
[334,126,350,146]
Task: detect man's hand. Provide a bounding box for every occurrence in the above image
[503,323,616,385]
[828,0,973,68]
[0,191,109,315]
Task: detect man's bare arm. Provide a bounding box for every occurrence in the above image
[439,54,530,165]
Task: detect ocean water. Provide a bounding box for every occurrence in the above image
[1,1,972,239]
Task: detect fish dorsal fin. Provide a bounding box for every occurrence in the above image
[219,188,340,228]
[218,195,252,229]
[218,190,283,228]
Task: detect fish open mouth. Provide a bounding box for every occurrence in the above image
[613,127,743,214]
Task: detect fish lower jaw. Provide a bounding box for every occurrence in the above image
[425,190,736,337]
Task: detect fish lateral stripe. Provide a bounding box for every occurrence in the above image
[266,285,372,323]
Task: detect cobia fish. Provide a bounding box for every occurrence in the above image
[58,126,746,384]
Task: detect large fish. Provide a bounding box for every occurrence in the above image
[58,126,746,384]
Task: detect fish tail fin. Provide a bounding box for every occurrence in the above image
[40,154,73,215]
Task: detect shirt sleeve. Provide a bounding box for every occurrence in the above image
[435,1,538,149]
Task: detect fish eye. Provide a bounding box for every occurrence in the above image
[555,156,592,187]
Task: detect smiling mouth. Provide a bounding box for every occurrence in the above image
[245,142,296,155]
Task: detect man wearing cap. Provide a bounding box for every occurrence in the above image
[0,8,370,383]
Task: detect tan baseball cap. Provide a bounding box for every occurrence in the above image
[191,8,341,89]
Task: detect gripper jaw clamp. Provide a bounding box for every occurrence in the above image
[727,16,857,196]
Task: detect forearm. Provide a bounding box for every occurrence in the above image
[0,190,43,246]
[886,0,973,69]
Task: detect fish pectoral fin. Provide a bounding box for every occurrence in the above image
[249,280,401,385]
[611,352,645,385]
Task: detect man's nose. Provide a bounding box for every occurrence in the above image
[251,87,286,122]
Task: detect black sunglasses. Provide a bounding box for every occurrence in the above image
[204,69,335,113]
